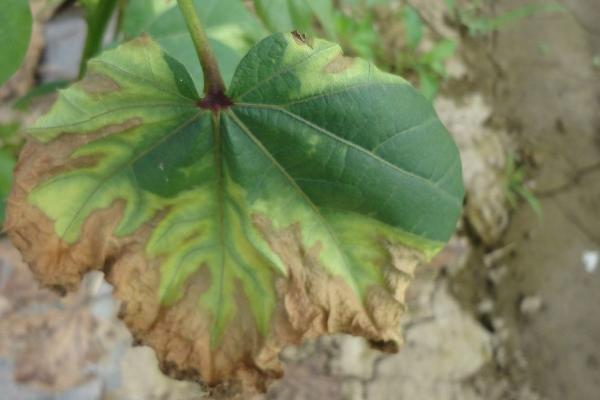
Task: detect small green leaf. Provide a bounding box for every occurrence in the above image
[403,6,424,49]
[513,184,543,218]
[486,3,566,31]
[7,33,463,395]
[417,68,439,101]
[420,39,456,80]
[0,0,33,87]
[421,40,456,65]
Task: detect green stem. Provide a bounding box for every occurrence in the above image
[176,0,226,95]
[78,0,120,79]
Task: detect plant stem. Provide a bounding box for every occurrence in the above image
[79,0,120,79]
[176,0,226,95]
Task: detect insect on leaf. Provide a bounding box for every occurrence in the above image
[5,33,463,398]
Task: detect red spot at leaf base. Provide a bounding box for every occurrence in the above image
[197,91,235,115]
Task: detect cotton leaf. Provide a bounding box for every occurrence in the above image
[5,33,463,398]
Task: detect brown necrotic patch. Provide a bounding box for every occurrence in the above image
[19,118,142,184]
[47,117,142,144]
[81,73,121,95]
[322,54,356,74]
[250,213,413,348]
[291,30,312,47]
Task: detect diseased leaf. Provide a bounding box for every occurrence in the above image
[5,33,463,398]
[0,0,33,86]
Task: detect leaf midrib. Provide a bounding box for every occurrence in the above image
[225,108,359,293]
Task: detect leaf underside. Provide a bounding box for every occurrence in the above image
[5,32,463,398]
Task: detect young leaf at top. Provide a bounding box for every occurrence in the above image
[5,32,463,398]
[0,0,33,86]
[125,0,267,90]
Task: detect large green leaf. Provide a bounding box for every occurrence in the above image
[6,33,463,397]
[124,0,267,91]
[0,0,33,86]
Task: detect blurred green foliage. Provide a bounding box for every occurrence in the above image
[0,123,24,227]
[397,7,456,101]
[0,0,33,87]
[334,10,381,60]
[502,152,542,218]
[445,0,565,36]
[333,3,455,101]
[254,0,337,40]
